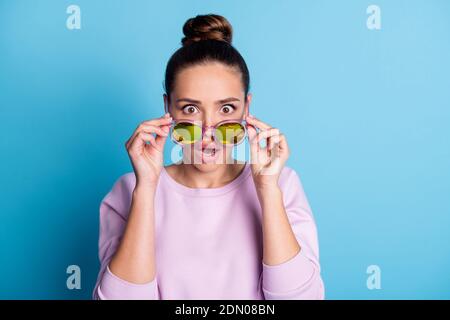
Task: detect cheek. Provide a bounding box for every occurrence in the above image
[171,108,185,117]
[220,145,234,156]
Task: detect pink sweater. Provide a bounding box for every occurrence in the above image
[93,162,324,299]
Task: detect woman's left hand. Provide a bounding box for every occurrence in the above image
[245,114,290,189]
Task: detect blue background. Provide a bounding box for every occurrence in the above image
[1,0,449,299]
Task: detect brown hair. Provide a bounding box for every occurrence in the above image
[164,14,250,104]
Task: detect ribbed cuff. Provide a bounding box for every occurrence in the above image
[262,249,316,293]
[97,265,158,300]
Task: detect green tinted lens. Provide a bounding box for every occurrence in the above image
[215,122,246,145]
[172,122,202,144]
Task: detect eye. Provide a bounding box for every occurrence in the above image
[181,105,199,114]
[220,104,236,114]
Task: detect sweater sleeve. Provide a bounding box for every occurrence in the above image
[261,168,325,300]
[92,173,159,300]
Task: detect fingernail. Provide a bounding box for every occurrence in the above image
[248,114,254,118]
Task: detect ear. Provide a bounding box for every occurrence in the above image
[163,94,169,113]
[244,93,252,117]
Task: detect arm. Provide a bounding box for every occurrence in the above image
[94,113,171,300]
[109,185,157,284]
[257,169,325,300]
[257,185,301,266]
[245,114,324,300]
[93,177,159,300]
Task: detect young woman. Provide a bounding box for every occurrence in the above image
[93,14,324,300]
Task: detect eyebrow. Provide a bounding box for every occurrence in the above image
[175,97,241,104]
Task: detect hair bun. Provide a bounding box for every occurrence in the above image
[181,14,233,46]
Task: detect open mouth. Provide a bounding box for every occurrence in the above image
[202,146,216,155]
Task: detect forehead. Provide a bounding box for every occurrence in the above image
[172,62,244,102]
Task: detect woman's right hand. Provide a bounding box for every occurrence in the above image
[125,112,173,189]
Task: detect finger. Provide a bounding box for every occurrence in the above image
[141,117,173,128]
[155,125,170,147]
[246,115,271,130]
[278,133,289,155]
[256,128,280,146]
[266,127,279,151]
[127,123,170,149]
[142,114,173,126]
[266,132,281,163]
[247,124,259,157]
[267,134,281,151]
[125,113,171,149]
[131,131,159,152]
[126,126,160,150]
[269,135,288,163]
[129,116,173,141]
[247,123,258,143]
[138,124,169,137]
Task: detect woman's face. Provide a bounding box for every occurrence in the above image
[164,62,252,172]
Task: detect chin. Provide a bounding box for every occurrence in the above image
[192,163,221,173]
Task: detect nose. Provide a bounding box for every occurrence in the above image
[202,125,215,141]
[201,118,217,145]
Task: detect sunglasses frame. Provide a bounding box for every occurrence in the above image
[169,118,248,147]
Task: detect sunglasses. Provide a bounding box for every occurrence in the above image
[169,119,247,146]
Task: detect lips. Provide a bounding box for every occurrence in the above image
[195,143,219,162]
[201,143,217,153]
[201,146,216,156]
